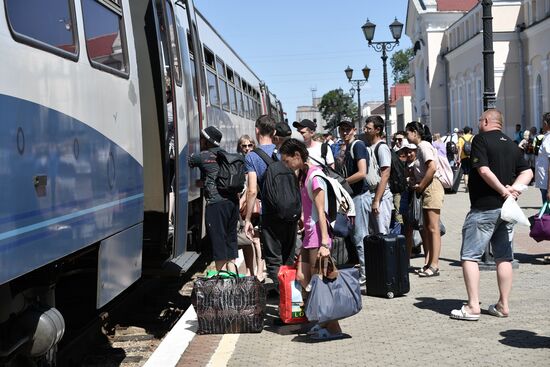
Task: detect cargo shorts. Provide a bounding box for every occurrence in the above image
[460,208,514,262]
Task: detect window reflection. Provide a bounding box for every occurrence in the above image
[81,0,127,73]
[5,0,76,53]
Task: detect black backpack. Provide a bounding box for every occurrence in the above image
[374,142,407,194]
[215,150,245,196]
[446,140,458,156]
[460,136,473,156]
[253,148,301,222]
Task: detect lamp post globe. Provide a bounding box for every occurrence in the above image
[345,66,353,81]
[361,19,376,43]
[362,65,370,81]
[389,18,403,41]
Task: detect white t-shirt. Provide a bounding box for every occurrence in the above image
[308,142,335,167]
[535,132,550,189]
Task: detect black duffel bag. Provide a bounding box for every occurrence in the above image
[192,271,266,334]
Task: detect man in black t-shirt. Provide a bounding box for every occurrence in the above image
[189,126,239,272]
[451,110,532,321]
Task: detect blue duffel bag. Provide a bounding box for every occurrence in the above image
[305,261,362,323]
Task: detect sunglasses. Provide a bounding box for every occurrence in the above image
[241,144,254,148]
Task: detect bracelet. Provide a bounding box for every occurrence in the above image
[320,243,330,249]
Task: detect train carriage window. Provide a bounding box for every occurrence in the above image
[216,58,230,111]
[226,67,234,84]
[206,69,219,107]
[164,0,182,86]
[203,46,215,68]
[81,0,129,77]
[228,84,237,114]
[189,58,197,100]
[243,94,250,119]
[236,90,244,117]
[5,0,78,59]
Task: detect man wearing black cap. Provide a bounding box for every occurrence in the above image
[273,121,292,149]
[293,119,335,168]
[338,119,370,284]
[189,126,239,272]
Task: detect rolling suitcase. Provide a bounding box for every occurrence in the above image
[446,164,462,194]
[364,234,410,298]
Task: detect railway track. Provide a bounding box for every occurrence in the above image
[58,258,208,367]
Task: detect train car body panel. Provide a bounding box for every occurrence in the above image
[97,223,143,308]
[0,0,145,286]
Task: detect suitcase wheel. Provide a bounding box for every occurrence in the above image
[386,292,394,299]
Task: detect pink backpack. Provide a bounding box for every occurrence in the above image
[435,154,453,188]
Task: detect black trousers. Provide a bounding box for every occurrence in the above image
[205,199,239,262]
[260,214,297,283]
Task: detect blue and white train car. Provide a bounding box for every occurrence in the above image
[0,0,283,364]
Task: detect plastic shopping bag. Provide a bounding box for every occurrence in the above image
[278,264,308,324]
[501,196,530,226]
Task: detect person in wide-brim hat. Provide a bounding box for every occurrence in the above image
[201,126,222,147]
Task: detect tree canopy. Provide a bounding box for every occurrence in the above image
[317,89,357,132]
[390,48,413,84]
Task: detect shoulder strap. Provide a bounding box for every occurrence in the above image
[321,142,328,164]
[373,141,386,165]
[309,155,327,168]
[253,148,274,165]
[349,140,359,160]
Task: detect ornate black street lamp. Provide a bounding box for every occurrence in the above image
[362,17,403,144]
[345,65,370,130]
[481,0,496,110]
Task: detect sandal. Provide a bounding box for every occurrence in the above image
[415,264,429,274]
[418,266,439,277]
[488,304,509,318]
[309,328,345,341]
[306,324,322,336]
[450,305,480,321]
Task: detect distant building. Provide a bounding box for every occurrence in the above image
[296,97,329,133]
[406,0,550,136]
[365,83,412,135]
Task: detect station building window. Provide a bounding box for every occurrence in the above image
[81,0,129,77]
[5,0,78,59]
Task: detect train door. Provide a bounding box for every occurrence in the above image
[151,0,191,263]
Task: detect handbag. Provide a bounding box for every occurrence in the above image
[408,191,423,230]
[192,270,266,334]
[278,264,308,324]
[331,237,349,266]
[332,212,353,238]
[529,201,550,242]
[305,258,362,323]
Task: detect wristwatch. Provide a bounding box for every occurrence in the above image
[320,243,330,249]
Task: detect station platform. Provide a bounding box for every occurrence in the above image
[148,183,550,366]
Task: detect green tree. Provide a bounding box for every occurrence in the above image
[390,48,413,84]
[317,89,357,132]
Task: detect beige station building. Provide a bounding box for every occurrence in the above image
[406,0,550,137]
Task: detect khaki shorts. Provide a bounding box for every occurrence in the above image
[422,177,444,210]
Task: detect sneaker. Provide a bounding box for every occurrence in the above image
[359,276,366,285]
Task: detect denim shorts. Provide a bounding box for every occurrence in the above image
[460,208,514,262]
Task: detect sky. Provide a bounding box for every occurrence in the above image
[193,0,412,123]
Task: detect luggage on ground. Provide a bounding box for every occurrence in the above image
[192,271,266,334]
[305,259,362,323]
[278,264,308,324]
[364,234,410,298]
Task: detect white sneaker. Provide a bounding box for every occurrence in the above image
[359,276,366,285]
